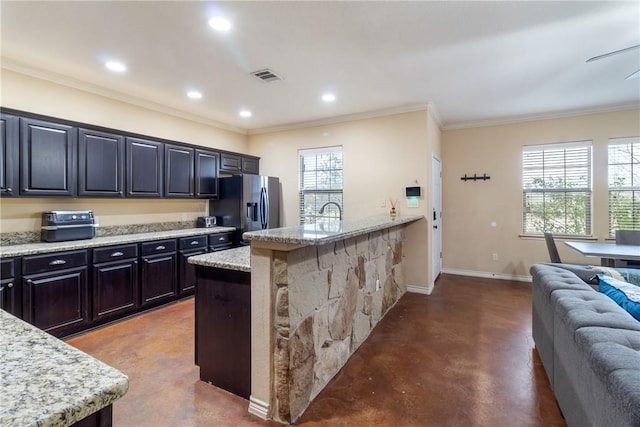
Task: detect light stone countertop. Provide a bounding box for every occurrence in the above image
[188,246,250,272]
[0,310,129,427]
[0,227,235,258]
[243,214,424,246]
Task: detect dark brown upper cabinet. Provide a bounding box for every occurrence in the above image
[219,152,241,173]
[126,137,163,198]
[242,157,259,175]
[195,149,219,198]
[19,117,77,197]
[78,128,125,197]
[165,144,194,198]
[0,113,19,196]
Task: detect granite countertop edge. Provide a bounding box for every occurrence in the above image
[0,310,129,427]
[188,246,250,272]
[0,227,236,258]
[243,215,424,246]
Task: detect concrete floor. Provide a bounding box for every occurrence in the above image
[67,274,566,426]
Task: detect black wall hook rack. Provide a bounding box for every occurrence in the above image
[460,173,491,182]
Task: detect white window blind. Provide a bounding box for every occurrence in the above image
[608,137,640,236]
[522,141,592,235]
[299,146,343,224]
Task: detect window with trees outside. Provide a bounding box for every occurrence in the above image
[609,137,640,236]
[299,146,343,224]
[522,141,592,236]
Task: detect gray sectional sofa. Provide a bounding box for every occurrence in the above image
[531,263,640,427]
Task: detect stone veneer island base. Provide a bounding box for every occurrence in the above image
[245,215,423,423]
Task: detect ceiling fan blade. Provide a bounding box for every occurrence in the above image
[624,69,640,80]
[586,44,640,63]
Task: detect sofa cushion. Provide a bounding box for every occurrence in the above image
[530,264,593,300]
[598,274,640,321]
[552,290,640,332]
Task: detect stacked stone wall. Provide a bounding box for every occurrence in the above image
[271,226,407,422]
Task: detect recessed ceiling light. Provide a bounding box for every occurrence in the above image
[105,61,126,72]
[239,110,252,118]
[209,16,231,32]
[187,90,203,99]
[322,93,336,102]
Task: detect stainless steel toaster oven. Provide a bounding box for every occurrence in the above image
[41,210,97,242]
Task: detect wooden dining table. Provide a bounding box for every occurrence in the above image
[564,241,640,266]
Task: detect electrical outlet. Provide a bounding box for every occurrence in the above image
[181,213,187,221]
[375,279,380,291]
[492,253,499,261]
[380,199,386,208]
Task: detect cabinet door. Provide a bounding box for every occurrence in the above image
[93,259,139,322]
[241,157,259,175]
[0,113,19,196]
[195,149,219,198]
[23,266,89,337]
[140,253,177,307]
[20,117,77,197]
[0,257,21,318]
[179,248,206,295]
[126,137,163,197]
[165,144,194,198]
[78,128,125,197]
[219,153,241,173]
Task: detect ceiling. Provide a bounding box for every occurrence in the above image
[1,1,639,134]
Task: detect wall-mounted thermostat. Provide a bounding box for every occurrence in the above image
[405,186,422,198]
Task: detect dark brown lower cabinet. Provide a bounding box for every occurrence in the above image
[73,405,112,427]
[140,239,177,307]
[195,266,251,399]
[92,244,139,322]
[1,257,21,318]
[178,235,208,296]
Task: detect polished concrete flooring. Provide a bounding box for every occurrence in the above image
[67,274,566,426]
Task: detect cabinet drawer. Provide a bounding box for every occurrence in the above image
[179,235,207,250]
[209,232,232,246]
[93,244,138,263]
[23,250,87,275]
[1,258,17,279]
[141,239,177,256]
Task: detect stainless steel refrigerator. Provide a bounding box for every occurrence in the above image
[209,175,280,245]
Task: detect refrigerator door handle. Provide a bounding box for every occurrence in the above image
[260,187,268,229]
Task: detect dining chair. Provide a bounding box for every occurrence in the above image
[544,232,562,263]
[615,229,640,245]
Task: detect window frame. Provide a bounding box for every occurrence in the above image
[522,140,593,237]
[298,146,343,225]
[608,136,640,237]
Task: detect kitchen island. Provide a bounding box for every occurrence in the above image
[0,309,129,427]
[191,214,423,423]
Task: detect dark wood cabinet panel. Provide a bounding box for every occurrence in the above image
[73,405,112,427]
[93,258,139,322]
[19,117,77,197]
[79,128,125,197]
[241,157,259,175]
[126,137,163,197]
[178,235,207,295]
[219,153,241,173]
[0,113,19,196]
[195,149,219,198]
[165,144,194,198]
[1,258,21,318]
[195,266,251,399]
[23,266,89,337]
[140,240,177,307]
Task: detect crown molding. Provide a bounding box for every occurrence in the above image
[1,58,248,135]
[426,102,443,129]
[442,103,640,131]
[247,103,429,135]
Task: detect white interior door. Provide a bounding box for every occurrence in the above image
[432,156,442,282]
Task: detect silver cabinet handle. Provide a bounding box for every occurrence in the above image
[6,188,11,192]
[190,241,199,245]
[111,251,124,257]
[155,245,166,250]
[49,259,67,266]
[7,282,14,288]
[218,237,225,241]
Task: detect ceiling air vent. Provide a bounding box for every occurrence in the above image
[250,68,283,83]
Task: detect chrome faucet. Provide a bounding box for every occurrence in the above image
[319,201,343,220]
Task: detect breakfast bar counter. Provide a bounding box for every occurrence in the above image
[0,310,129,427]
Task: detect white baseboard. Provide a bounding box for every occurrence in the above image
[407,284,433,295]
[442,268,532,283]
[248,395,269,420]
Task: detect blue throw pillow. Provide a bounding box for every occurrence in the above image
[598,274,640,321]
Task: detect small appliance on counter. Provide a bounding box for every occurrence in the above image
[41,210,97,242]
[197,216,217,228]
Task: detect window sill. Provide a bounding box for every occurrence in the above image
[519,234,598,242]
